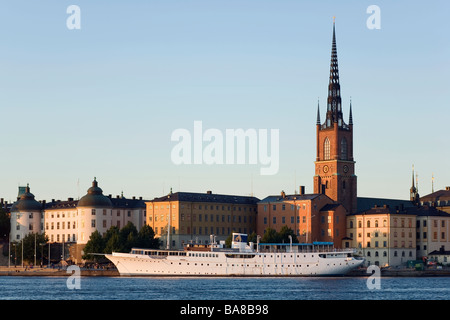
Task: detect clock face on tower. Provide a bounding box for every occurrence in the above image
[323,165,329,173]
[343,165,349,173]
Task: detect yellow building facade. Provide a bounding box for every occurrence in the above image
[345,205,416,267]
[146,191,259,249]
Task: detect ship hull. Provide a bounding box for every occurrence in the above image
[105,250,363,277]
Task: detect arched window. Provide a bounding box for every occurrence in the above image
[324,137,330,160]
[340,138,348,160]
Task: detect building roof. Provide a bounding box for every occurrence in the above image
[10,185,42,212]
[357,197,415,213]
[77,178,113,208]
[429,249,450,256]
[350,203,450,217]
[320,203,342,211]
[407,205,450,217]
[151,191,259,205]
[110,196,146,209]
[44,199,78,210]
[258,193,321,204]
[420,188,450,202]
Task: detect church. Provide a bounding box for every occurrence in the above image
[257,20,355,248]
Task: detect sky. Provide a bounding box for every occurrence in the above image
[0,0,448,203]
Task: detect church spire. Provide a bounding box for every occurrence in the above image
[410,164,419,204]
[324,17,344,128]
[316,99,321,125]
[349,98,353,125]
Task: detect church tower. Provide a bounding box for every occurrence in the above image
[314,19,357,214]
[410,165,419,205]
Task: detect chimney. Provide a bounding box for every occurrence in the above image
[281,190,286,198]
[207,191,212,195]
[132,196,136,200]
[139,197,142,200]
[299,186,305,195]
[446,186,450,191]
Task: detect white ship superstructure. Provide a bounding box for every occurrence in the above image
[105,233,363,276]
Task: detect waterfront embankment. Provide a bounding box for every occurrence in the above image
[0,266,119,277]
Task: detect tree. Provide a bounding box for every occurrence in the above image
[119,222,138,253]
[261,228,280,243]
[278,226,299,244]
[11,233,48,265]
[0,208,10,241]
[82,230,104,261]
[103,226,122,253]
[137,225,161,249]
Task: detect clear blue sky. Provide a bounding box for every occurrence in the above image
[0,0,448,203]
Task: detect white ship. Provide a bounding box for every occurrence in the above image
[105,233,363,276]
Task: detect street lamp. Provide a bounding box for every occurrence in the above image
[39,243,45,268]
[12,243,17,268]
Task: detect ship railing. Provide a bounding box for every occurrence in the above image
[257,247,356,254]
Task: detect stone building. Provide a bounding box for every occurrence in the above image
[146,190,259,249]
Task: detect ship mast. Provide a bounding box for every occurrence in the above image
[167,188,173,250]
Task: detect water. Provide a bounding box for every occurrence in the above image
[0,276,449,300]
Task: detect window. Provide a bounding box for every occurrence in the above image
[91,219,96,228]
[324,137,330,160]
[91,209,96,215]
[340,138,348,160]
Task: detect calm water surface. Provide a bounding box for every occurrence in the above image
[1,276,449,300]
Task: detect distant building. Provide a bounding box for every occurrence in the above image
[419,187,450,214]
[256,189,347,248]
[146,190,259,249]
[9,178,147,263]
[428,248,450,266]
[9,184,43,242]
[414,205,450,259]
[346,205,417,267]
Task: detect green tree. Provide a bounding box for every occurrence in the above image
[120,222,138,253]
[0,208,10,241]
[247,232,258,244]
[137,225,161,249]
[261,228,280,243]
[103,226,122,253]
[82,230,104,261]
[278,226,299,244]
[12,233,48,265]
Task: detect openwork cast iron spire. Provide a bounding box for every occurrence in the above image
[324,18,346,129]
